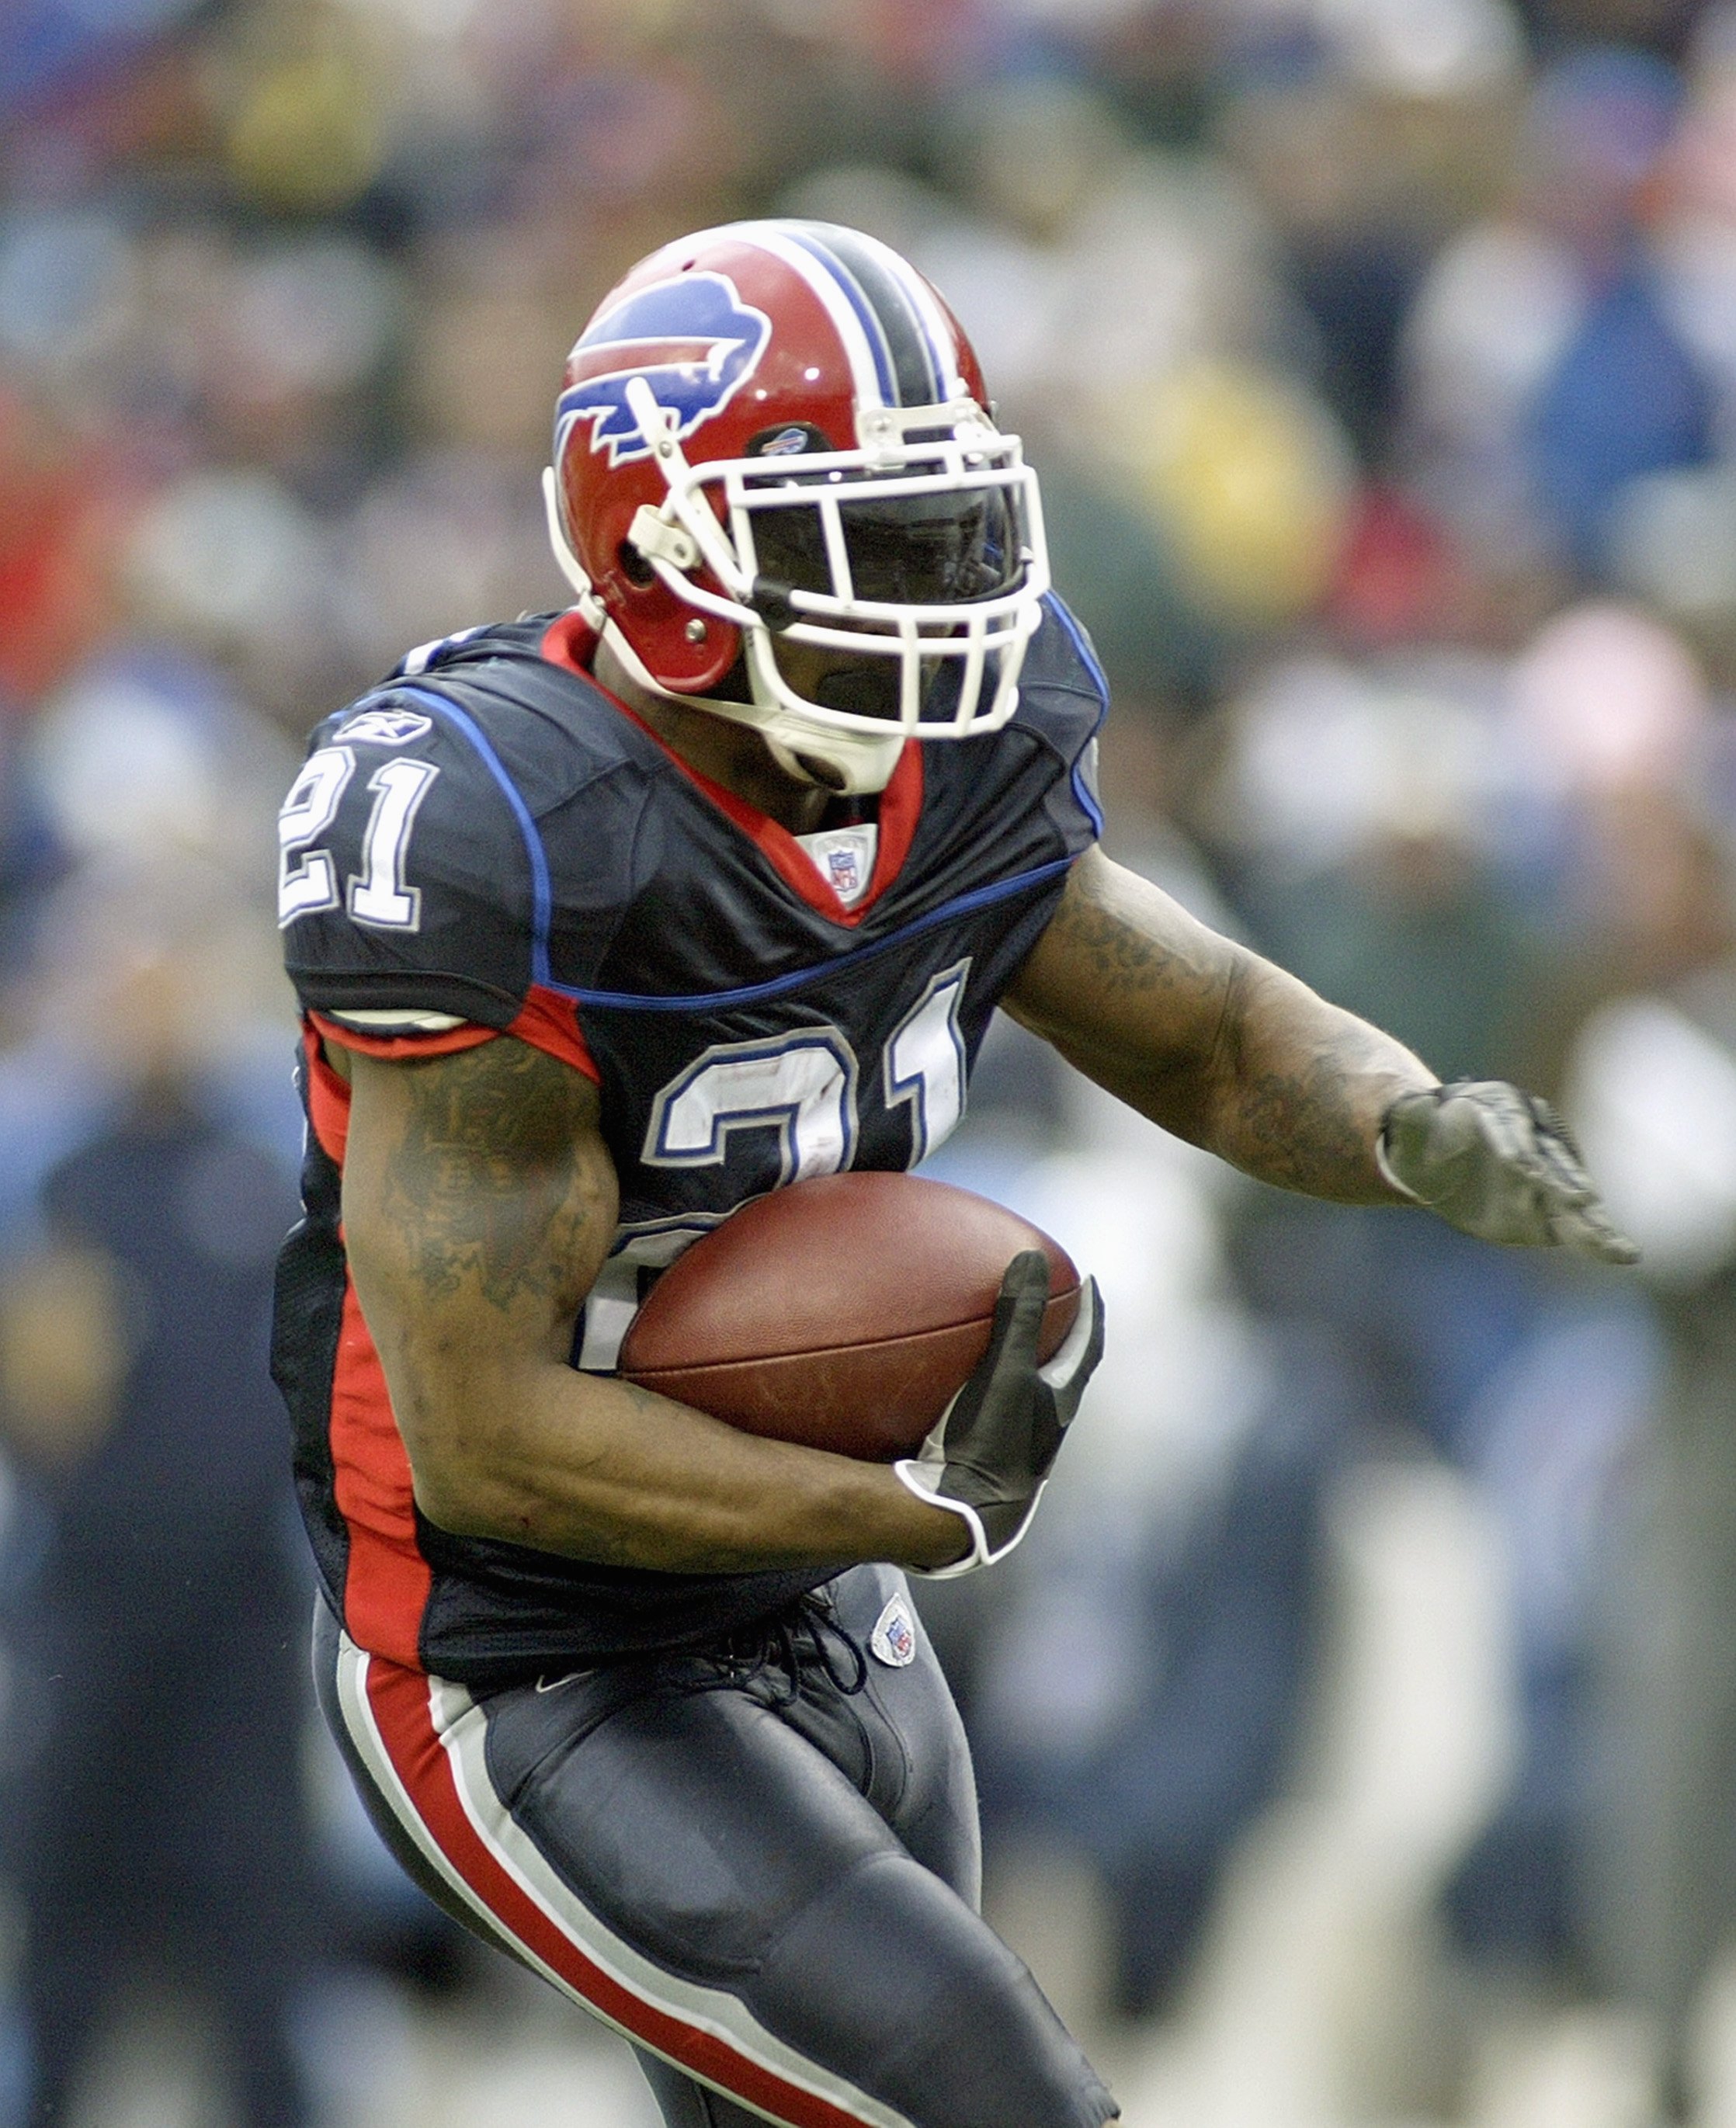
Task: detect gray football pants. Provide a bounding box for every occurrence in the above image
[313,1564,1116,2128]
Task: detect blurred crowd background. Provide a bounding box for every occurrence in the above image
[6,0,1736,2123]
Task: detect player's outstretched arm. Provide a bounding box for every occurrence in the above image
[1005,847,1432,1200]
[1005,848,1635,1262]
[335,1037,972,1574]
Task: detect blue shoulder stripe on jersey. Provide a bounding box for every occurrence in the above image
[559,856,1075,1012]
[1041,593,1108,838]
[1074,762,1104,839]
[1044,591,1109,701]
[395,684,554,988]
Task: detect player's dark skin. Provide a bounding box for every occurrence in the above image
[332,637,1436,1575]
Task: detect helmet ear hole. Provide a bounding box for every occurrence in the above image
[618,540,655,588]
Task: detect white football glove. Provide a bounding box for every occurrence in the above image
[894,1251,1104,1578]
[1378,1079,1639,1265]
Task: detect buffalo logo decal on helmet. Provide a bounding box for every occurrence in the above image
[556,272,772,468]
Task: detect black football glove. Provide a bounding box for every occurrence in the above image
[894,1250,1104,1578]
[1379,1079,1639,1265]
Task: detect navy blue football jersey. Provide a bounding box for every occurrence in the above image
[272,599,1104,1685]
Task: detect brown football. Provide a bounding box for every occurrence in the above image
[617,1171,1080,1461]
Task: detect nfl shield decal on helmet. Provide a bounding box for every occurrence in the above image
[556,273,772,468]
[870,1592,918,1668]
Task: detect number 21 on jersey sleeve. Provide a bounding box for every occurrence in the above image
[279,747,439,932]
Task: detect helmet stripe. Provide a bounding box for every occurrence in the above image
[778,226,901,404]
[796,226,950,407]
[779,227,906,405]
[880,253,967,400]
[724,222,891,411]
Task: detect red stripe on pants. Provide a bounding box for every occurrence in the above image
[361,1653,884,2128]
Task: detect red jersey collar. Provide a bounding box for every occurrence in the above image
[540,610,922,929]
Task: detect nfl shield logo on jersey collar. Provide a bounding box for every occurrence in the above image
[870,1592,918,1668]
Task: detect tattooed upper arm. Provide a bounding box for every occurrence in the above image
[338,1039,619,1474]
[1005,847,1432,1199]
[1003,846,1241,1140]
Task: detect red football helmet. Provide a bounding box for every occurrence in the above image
[543,220,1050,794]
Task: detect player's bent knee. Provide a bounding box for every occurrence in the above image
[752,1851,1117,2128]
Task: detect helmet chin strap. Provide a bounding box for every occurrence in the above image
[596,617,904,797]
[543,466,904,797]
[760,728,900,797]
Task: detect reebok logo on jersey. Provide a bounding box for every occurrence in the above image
[336,707,434,746]
[870,1593,918,1668]
[556,272,772,468]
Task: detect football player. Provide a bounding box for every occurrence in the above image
[273,220,1634,2128]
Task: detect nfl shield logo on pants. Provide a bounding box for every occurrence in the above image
[870,1593,918,1668]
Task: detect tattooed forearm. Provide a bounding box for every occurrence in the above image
[1212,957,1429,1199]
[1234,1057,1382,1191]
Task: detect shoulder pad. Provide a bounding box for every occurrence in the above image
[1005,595,1107,852]
[387,613,562,681]
[1017,594,1110,716]
[285,655,650,1025]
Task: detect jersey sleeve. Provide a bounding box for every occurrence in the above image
[280,681,642,1081]
[280,696,541,1033]
[1010,594,1108,859]
[304,1012,502,1060]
